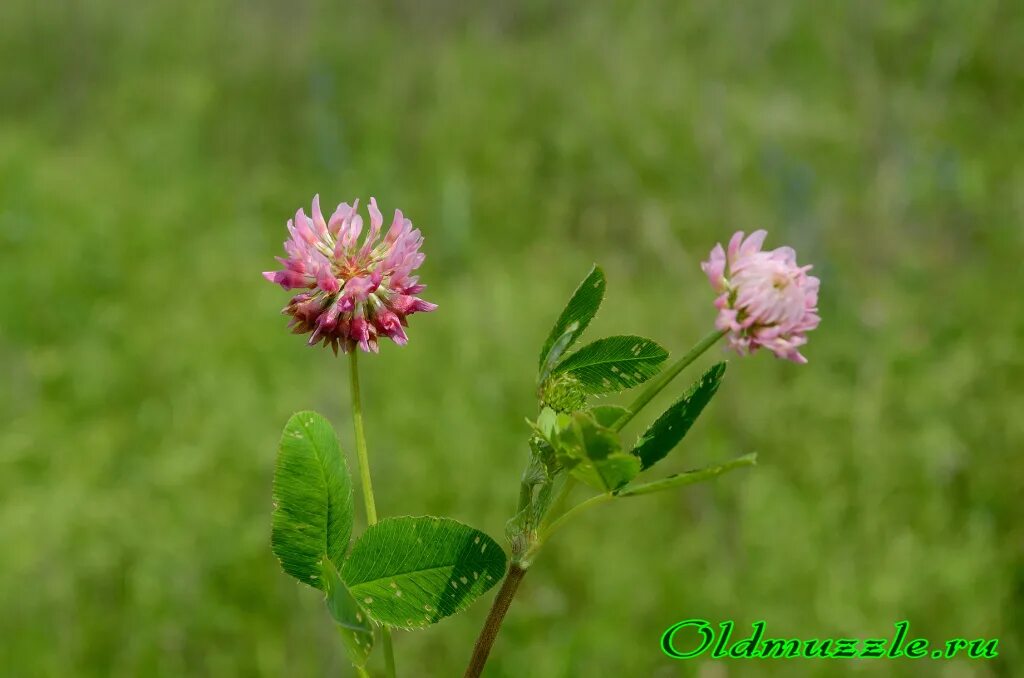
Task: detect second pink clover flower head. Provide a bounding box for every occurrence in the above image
[701,230,820,363]
[263,195,437,354]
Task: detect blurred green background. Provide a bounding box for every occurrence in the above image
[2,0,1022,676]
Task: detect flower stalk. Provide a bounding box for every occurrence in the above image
[349,350,396,678]
[613,328,726,432]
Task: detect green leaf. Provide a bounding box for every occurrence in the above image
[573,455,642,492]
[633,362,727,470]
[534,407,560,439]
[271,411,354,589]
[552,335,668,395]
[341,516,507,630]
[589,405,630,428]
[538,265,605,379]
[557,412,641,492]
[617,453,757,497]
[322,559,374,667]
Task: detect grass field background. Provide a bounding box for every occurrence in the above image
[2,1,1022,675]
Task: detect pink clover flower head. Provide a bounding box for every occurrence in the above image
[701,229,820,363]
[263,195,436,353]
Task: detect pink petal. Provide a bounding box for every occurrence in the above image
[701,243,727,291]
[739,229,768,258]
[311,194,328,238]
[726,231,745,262]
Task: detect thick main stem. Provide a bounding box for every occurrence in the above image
[349,351,396,678]
[464,565,528,678]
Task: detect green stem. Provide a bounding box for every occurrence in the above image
[348,350,396,678]
[617,453,758,497]
[537,476,576,535]
[614,329,726,431]
[350,350,379,524]
[536,492,613,546]
[516,480,532,514]
[355,665,371,678]
[380,629,396,678]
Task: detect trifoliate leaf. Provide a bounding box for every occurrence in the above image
[341,516,506,630]
[271,411,354,589]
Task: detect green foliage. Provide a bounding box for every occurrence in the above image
[551,336,668,395]
[271,412,354,589]
[321,559,374,667]
[538,265,605,380]
[341,517,507,630]
[271,413,372,669]
[632,362,727,470]
[533,407,562,440]
[4,1,1022,675]
[554,412,640,492]
[617,454,758,497]
[589,405,630,428]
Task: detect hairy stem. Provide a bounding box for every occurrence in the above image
[463,564,528,678]
[614,329,726,431]
[349,350,396,678]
